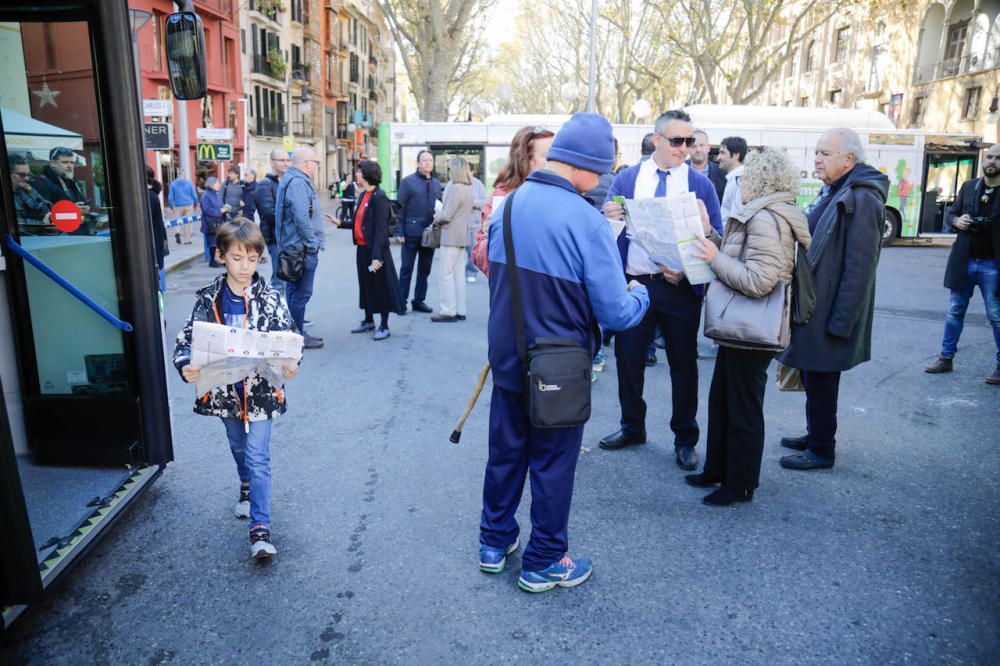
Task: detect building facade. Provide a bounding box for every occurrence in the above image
[722,1,1000,143]
[134,0,246,192]
[321,0,395,188]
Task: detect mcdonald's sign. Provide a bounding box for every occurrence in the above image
[196,143,232,161]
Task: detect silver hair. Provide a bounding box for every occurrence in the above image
[740,147,801,204]
[269,148,287,160]
[828,127,866,163]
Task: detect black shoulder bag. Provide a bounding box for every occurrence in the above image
[502,193,592,428]
[275,193,312,282]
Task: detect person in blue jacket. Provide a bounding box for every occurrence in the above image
[479,113,650,593]
[393,150,442,313]
[200,177,224,267]
[597,109,723,474]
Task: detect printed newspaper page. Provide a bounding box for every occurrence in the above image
[190,321,303,395]
[667,192,716,285]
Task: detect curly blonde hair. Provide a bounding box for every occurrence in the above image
[740,147,800,204]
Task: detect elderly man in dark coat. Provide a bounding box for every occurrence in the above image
[777,127,888,471]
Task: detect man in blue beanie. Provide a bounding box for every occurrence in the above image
[479,112,650,593]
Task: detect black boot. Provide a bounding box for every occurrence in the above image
[703,487,754,506]
[925,356,953,373]
[987,365,1000,385]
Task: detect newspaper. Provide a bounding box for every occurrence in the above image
[190,321,303,395]
[618,193,715,285]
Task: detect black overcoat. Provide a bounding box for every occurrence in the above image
[778,164,888,372]
[354,188,405,315]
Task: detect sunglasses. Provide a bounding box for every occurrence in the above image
[656,131,695,148]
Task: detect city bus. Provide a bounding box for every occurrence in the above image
[0,0,204,633]
[377,106,982,246]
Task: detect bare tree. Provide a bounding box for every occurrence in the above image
[378,0,496,121]
[653,0,848,105]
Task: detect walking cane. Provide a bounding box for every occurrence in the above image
[450,362,492,443]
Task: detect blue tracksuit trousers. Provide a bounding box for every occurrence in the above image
[479,385,584,572]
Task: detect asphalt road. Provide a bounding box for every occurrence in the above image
[4,231,999,664]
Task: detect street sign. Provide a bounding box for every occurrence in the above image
[197,143,233,161]
[51,200,82,233]
[144,122,173,150]
[282,135,295,152]
[142,99,172,116]
[196,127,233,141]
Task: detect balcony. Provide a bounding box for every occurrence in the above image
[252,55,282,80]
[293,120,312,137]
[913,50,1000,84]
[248,0,282,25]
[256,117,285,137]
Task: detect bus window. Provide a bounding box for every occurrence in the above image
[0,18,136,566]
[923,155,976,233]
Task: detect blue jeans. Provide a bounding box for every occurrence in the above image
[285,250,318,334]
[941,258,1000,364]
[222,418,273,527]
[266,240,285,291]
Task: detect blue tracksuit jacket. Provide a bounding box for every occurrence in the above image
[487,170,650,393]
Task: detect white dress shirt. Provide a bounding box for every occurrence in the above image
[625,159,690,276]
[720,164,745,222]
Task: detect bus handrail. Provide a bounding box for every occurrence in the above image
[4,236,134,333]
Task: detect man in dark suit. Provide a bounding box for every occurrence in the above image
[598,109,723,471]
[925,143,1000,384]
[688,129,727,203]
[777,128,887,470]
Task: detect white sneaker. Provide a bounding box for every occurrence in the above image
[250,525,277,559]
[234,484,250,519]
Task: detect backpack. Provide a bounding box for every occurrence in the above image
[388,198,401,236]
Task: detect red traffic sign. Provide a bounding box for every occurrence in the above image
[51,200,82,233]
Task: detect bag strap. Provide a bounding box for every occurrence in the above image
[739,208,783,262]
[502,192,527,364]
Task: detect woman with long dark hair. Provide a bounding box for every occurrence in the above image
[470,126,555,275]
[348,160,405,340]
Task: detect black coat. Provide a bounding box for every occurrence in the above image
[256,174,279,243]
[33,165,88,205]
[688,160,727,203]
[354,188,405,315]
[778,163,888,372]
[242,179,258,222]
[147,188,167,269]
[943,178,1000,295]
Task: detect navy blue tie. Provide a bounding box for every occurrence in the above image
[654,169,668,197]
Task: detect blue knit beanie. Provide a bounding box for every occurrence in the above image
[546,112,615,174]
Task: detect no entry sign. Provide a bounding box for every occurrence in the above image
[51,200,82,233]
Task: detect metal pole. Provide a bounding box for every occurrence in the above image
[587,0,597,113]
[177,99,191,181]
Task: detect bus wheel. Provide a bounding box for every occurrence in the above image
[882,209,901,247]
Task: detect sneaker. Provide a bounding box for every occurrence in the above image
[234,483,250,519]
[479,538,519,573]
[518,556,593,593]
[986,365,1000,385]
[373,327,391,341]
[592,353,605,372]
[249,524,277,559]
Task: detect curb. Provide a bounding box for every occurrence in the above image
[165,252,203,274]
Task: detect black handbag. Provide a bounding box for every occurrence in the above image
[276,248,305,282]
[502,193,592,428]
[791,241,816,325]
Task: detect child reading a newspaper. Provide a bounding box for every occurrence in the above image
[173,217,299,559]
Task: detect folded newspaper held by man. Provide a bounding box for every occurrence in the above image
[190,321,303,395]
[616,193,715,285]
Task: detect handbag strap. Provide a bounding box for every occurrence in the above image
[502,192,528,364]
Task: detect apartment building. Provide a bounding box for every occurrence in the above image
[322,0,395,186]
[724,1,1000,143]
[241,0,324,183]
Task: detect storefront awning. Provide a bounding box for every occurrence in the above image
[1,107,85,163]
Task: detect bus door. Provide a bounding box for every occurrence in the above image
[921,150,978,233]
[428,144,486,185]
[0,2,172,624]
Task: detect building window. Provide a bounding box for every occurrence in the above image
[963,86,982,119]
[834,26,850,63]
[829,89,843,105]
[804,40,817,72]
[910,95,926,126]
[291,44,301,71]
[946,20,969,62]
[150,14,163,70]
[240,28,245,54]
[224,38,235,88]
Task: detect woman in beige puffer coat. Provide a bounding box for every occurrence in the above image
[687,147,812,506]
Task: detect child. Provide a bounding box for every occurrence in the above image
[173,217,299,559]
